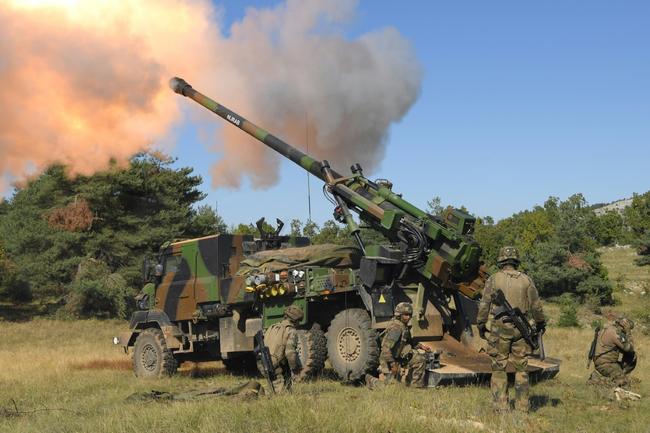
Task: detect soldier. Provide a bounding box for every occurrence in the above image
[588,314,637,389]
[371,302,430,388]
[477,246,546,413]
[263,305,303,393]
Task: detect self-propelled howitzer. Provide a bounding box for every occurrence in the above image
[112,78,561,386]
[169,77,486,301]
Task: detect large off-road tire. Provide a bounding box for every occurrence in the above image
[132,328,178,378]
[296,324,327,379]
[326,308,379,382]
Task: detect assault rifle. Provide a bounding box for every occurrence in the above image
[586,326,600,369]
[254,330,276,394]
[493,289,540,351]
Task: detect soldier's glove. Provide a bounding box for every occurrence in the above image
[390,363,400,376]
[536,321,546,334]
[477,322,488,340]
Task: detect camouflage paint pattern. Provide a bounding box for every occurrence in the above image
[155,234,253,321]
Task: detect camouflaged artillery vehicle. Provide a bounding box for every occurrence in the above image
[115,78,559,385]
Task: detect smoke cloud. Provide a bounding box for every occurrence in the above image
[0,0,421,191]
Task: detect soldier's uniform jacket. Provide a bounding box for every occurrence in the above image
[593,325,634,366]
[380,318,414,369]
[477,268,545,325]
[264,318,299,371]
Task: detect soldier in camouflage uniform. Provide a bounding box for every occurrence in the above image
[477,246,546,412]
[375,302,430,387]
[588,315,637,388]
[263,305,303,393]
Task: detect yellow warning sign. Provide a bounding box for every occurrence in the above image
[379,294,386,303]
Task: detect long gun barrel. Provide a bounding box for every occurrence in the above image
[170,77,487,299]
[170,77,337,182]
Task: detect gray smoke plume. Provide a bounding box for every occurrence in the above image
[207,0,422,188]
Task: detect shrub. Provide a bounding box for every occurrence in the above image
[64,258,133,319]
[557,294,580,328]
[577,275,613,306]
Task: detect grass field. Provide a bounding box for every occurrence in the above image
[1,248,649,433]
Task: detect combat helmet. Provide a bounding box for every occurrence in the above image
[615,314,634,332]
[284,305,304,322]
[394,302,413,317]
[497,246,520,267]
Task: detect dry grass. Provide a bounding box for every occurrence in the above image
[599,246,650,294]
[0,249,648,433]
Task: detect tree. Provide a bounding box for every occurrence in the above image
[312,220,348,245]
[186,205,227,238]
[588,211,625,246]
[289,219,303,237]
[426,196,443,216]
[231,223,257,235]
[0,165,83,297]
[0,153,208,311]
[624,191,650,265]
[73,153,206,286]
[303,220,319,239]
[474,194,614,305]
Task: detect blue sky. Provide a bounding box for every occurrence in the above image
[173,0,649,228]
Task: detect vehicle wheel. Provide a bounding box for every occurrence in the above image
[132,328,178,378]
[326,308,378,382]
[223,353,259,375]
[296,324,327,379]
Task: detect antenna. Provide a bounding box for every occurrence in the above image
[306,112,312,222]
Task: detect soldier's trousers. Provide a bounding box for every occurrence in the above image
[402,351,426,387]
[487,324,530,411]
[378,350,426,387]
[272,365,293,393]
[594,352,637,388]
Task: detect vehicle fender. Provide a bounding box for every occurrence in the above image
[124,310,183,349]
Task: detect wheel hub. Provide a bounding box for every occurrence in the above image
[141,344,158,371]
[337,327,361,362]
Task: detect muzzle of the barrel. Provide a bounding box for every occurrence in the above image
[169,77,192,96]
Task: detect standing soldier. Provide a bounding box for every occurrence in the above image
[477,246,546,413]
[588,314,637,389]
[263,305,303,393]
[371,302,430,388]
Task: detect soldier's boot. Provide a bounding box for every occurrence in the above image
[613,373,631,390]
[513,370,530,413]
[364,374,384,390]
[491,370,509,412]
[382,372,397,385]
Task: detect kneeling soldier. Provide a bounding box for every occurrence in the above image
[264,305,303,393]
[588,314,637,389]
[377,302,431,387]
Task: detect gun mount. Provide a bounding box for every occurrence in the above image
[169,77,487,300]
